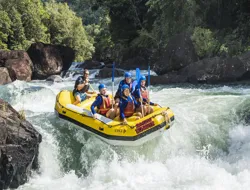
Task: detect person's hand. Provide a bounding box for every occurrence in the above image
[138,98,142,102]
[165,114,169,122]
[93,113,97,119]
[154,103,158,106]
[122,119,128,125]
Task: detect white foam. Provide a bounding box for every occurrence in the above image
[2,80,250,190]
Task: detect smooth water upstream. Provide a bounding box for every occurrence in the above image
[1,79,250,190]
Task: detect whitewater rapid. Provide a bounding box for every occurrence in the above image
[1,78,250,190]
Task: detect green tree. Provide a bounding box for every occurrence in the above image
[191,27,218,58]
[15,0,50,44]
[0,10,11,49]
[7,7,27,50]
[45,1,94,61]
[146,0,198,49]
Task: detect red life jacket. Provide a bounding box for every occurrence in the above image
[124,96,135,117]
[98,95,111,115]
[140,86,148,99]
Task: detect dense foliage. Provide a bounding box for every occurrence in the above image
[0,0,94,61]
[1,0,250,61]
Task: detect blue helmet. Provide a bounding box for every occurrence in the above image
[140,75,146,81]
[121,84,129,92]
[124,72,132,78]
[98,84,106,90]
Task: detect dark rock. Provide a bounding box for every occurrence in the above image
[5,59,33,82]
[119,56,148,70]
[181,56,250,83]
[96,67,124,78]
[239,51,250,65]
[0,67,12,85]
[0,99,42,189]
[76,60,105,70]
[153,32,198,75]
[118,48,151,70]
[0,50,33,82]
[105,64,114,68]
[0,50,29,66]
[149,73,187,85]
[46,75,63,82]
[27,42,75,79]
[149,53,250,84]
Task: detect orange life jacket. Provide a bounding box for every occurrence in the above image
[124,96,135,117]
[98,95,111,115]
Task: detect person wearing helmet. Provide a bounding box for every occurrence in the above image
[133,75,158,115]
[115,72,133,99]
[119,84,142,124]
[73,69,95,105]
[91,84,116,119]
[114,72,134,114]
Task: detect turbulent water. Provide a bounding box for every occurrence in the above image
[1,74,250,190]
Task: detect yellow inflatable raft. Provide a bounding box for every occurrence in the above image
[55,90,175,146]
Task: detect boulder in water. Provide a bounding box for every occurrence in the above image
[0,67,12,85]
[181,56,250,83]
[96,67,124,78]
[27,42,75,79]
[0,50,33,82]
[0,99,42,189]
[239,51,250,66]
[76,60,105,70]
[46,75,63,82]
[119,56,148,70]
[153,32,198,75]
[150,56,250,84]
[5,58,33,82]
[149,73,187,85]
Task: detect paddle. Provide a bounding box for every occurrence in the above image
[66,104,113,124]
[148,65,150,101]
[112,62,115,109]
[136,68,144,117]
[89,83,96,93]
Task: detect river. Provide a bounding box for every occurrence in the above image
[1,73,250,190]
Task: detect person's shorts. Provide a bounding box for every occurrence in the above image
[74,92,87,102]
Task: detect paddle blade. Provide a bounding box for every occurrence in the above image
[132,80,138,93]
[136,67,141,92]
[136,68,141,82]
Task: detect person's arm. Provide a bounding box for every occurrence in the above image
[77,83,85,91]
[134,87,146,105]
[132,96,140,108]
[149,101,155,106]
[132,87,138,98]
[91,96,102,115]
[119,100,127,120]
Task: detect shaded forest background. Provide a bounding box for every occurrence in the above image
[1,0,250,63]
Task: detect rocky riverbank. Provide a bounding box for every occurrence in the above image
[0,42,75,85]
[0,99,42,189]
[1,33,250,85]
